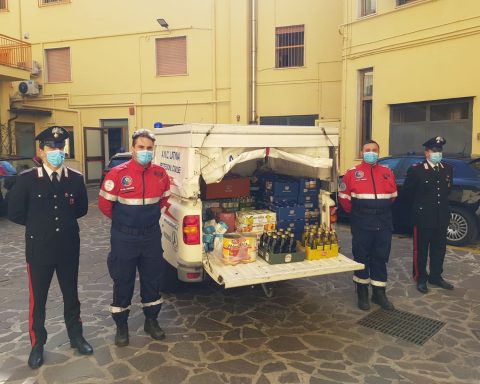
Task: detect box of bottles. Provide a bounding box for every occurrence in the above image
[276,219,305,233]
[264,194,297,205]
[297,177,320,192]
[269,204,305,221]
[257,230,305,264]
[258,249,306,264]
[264,179,299,198]
[299,224,339,260]
[297,194,319,206]
[305,244,339,260]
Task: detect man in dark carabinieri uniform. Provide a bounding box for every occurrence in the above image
[403,136,455,294]
[8,126,93,369]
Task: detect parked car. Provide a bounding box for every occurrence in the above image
[100,152,132,184]
[0,156,36,216]
[337,155,480,246]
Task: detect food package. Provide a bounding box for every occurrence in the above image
[235,209,277,233]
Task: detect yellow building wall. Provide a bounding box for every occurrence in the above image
[256,0,343,120]
[1,0,343,176]
[341,0,480,172]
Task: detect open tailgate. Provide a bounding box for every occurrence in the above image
[203,254,364,289]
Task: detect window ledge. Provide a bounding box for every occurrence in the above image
[358,12,377,20]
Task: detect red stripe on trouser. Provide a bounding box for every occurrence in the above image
[412,226,419,282]
[26,263,36,346]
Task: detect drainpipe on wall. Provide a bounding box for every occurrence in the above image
[7,112,19,155]
[250,0,257,124]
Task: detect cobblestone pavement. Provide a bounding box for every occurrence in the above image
[0,187,479,384]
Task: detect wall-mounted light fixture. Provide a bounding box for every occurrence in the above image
[157,18,169,29]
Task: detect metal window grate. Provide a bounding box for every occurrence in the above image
[358,309,445,345]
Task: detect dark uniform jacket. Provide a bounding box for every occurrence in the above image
[402,160,452,228]
[7,166,88,265]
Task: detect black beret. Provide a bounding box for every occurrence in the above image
[35,126,70,148]
[423,136,446,151]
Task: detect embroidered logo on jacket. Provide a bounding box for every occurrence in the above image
[121,176,133,187]
[354,170,364,179]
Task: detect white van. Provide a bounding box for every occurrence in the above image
[155,123,363,292]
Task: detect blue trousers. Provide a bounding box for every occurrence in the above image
[351,226,392,286]
[107,229,163,325]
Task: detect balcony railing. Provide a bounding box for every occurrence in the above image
[0,34,32,71]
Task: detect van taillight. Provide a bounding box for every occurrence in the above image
[183,215,200,245]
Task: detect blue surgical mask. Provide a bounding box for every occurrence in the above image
[136,150,154,166]
[363,151,378,164]
[46,150,65,167]
[430,152,442,164]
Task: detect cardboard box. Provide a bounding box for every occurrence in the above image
[297,241,339,260]
[276,219,305,233]
[297,193,319,205]
[258,247,305,264]
[235,209,277,233]
[270,205,305,221]
[264,179,299,198]
[201,177,250,200]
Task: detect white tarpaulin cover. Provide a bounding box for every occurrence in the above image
[156,145,334,199]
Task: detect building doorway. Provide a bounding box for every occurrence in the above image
[101,119,128,163]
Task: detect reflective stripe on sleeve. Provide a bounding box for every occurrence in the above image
[338,192,351,200]
[110,305,131,313]
[99,189,118,201]
[142,298,164,308]
[351,192,397,199]
[117,197,161,205]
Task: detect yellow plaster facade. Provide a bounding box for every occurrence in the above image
[341,0,480,171]
[0,0,343,179]
[1,0,479,177]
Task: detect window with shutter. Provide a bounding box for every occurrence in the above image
[275,25,304,68]
[46,47,71,82]
[156,37,187,76]
[0,0,8,11]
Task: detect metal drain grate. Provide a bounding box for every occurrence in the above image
[358,309,445,345]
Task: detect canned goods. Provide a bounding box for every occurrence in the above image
[223,234,242,265]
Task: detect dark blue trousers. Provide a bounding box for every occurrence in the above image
[351,226,392,286]
[107,229,163,325]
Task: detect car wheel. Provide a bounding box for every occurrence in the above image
[447,206,478,246]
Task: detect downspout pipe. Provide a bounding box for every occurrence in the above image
[7,112,19,155]
[250,0,257,124]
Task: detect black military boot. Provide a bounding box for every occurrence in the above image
[115,324,129,347]
[144,318,165,340]
[356,283,370,311]
[371,286,395,310]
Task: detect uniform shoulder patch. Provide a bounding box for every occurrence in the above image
[67,167,83,175]
[104,179,115,192]
[19,167,36,176]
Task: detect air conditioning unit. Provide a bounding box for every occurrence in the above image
[31,60,41,76]
[18,80,40,96]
